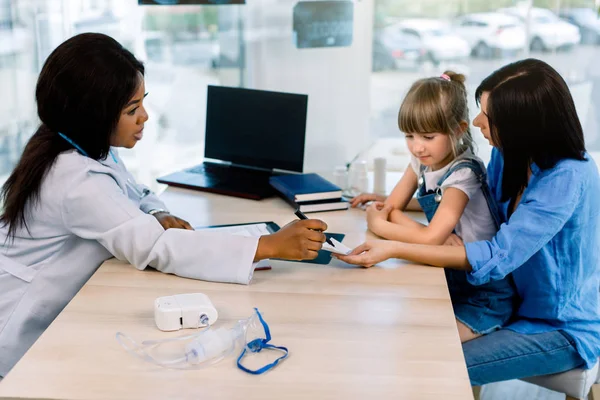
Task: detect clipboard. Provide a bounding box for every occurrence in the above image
[195,221,280,234]
[195,221,345,265]
[265,223,346,265]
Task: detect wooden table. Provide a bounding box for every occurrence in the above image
[0,188,473,399]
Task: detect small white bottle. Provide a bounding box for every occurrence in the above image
[373,157,387,196]
[354,160,369,194]
[333,166,348,191]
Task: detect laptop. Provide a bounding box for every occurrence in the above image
[157,85,308,200]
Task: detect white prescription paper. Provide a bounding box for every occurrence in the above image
[194,223,271,238]
[322,238,352,255]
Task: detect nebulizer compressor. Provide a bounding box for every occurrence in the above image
[115,293,288,374]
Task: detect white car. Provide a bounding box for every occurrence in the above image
[559,8,600,45]
[500,7,581,51]
[453,12,526,57]
[390,19,471,64]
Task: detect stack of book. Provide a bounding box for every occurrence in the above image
[269,173,349,213]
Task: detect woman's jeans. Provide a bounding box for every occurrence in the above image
[464,329,585,385]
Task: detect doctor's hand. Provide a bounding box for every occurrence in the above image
[254,219,327,262]
[153,212,194,230]
[333,240,398,268]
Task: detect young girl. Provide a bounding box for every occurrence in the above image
[352,71,516,343]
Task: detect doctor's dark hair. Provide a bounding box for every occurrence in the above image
[475,58,586,202]
[1,33,144,239]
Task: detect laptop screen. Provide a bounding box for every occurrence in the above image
[204,85,308,172]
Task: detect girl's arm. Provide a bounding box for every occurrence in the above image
[404,197,422,211]
[383,165,423,228]
[370,188,469,245]
[335,239,470,270]
[339,165,584,283]
[352,164,422,211]
[389,209,425,229]
[384,164,418,210]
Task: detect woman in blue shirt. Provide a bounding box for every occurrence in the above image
[337,58,600,384]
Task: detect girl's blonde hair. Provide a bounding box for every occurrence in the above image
[398,70,474,156]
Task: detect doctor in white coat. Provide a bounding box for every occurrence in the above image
[0,33,327,378]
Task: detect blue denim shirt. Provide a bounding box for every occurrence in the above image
[465,148,600,368]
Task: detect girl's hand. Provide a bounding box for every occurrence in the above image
[366,202,392,226]
[350,193,387,208]
[153,212,194,230]
[333,240,397,267]
[444,234,464,247]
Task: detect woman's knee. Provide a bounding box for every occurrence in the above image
[456,319,482,343]
[462,329,585,385]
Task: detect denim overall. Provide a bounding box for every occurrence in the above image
[417,158,516,334]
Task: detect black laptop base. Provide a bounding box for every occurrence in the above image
[157,163,278,200]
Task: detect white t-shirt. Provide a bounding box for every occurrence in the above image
[410,150,497,242]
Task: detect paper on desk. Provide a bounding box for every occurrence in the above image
[195,223,270,238]
[322,238,352,255]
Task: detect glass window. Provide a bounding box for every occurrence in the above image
[371,1,600,169]
[0,0,599,191]
[1,0,374,189]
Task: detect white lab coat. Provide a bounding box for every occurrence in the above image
[0,149,259,377]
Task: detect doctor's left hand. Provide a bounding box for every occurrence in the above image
[153,212,194,230]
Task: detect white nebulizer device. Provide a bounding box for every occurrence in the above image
[116,295,288,373]
[154,293,218,331]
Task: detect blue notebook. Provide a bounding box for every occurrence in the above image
[269,173,342,202]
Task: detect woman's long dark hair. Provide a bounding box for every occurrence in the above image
[475,58,586,202]
[1,33,144,239]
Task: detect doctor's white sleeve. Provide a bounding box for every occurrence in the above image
[137,184,168,214]
[123,169,168,214]
[109,147,168,214]
[61,170,258,284]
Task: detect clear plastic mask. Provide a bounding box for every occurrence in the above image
[116,308,288,374]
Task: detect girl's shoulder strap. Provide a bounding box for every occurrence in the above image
[436,156,503,229]
[436,156,486,187]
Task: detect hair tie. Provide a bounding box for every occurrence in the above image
[440,74,451,81]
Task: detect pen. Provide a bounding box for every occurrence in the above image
[294,209,334,246]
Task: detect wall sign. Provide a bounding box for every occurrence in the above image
[293,1,354,49]
[139,0,245,5]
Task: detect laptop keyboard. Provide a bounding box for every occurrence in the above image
[187,164,271,183]
[155,162,281,199]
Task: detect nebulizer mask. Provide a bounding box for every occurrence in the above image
[116,308,288,374]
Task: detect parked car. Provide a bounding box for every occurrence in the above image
[500,7,580,51]
[453,12,526,58]
[559,8,600,45]
[389,19,471,65]
[372,28,425,71]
